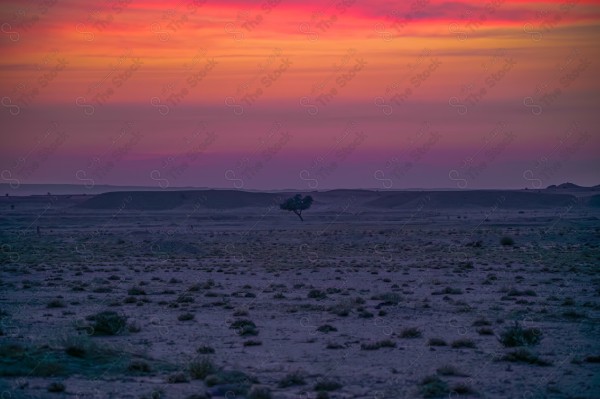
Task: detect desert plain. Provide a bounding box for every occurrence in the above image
[0,187,599,399]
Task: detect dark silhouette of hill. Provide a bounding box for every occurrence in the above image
[546,182,599,191]
[364,190,577,209]
[76,189,590,211]
[77,190,282,210]
[0,183,206,196]
[546,182,582,189]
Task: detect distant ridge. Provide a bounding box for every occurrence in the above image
[75,189,594,211]
[4,182,598,196]
[0,183,208,197]
[77,190,281,210]
[364,190,578,209]
[545,182,600,191]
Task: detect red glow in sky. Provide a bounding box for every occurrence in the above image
[1,0,599,190]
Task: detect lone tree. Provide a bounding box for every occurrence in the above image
[280,194,313,221]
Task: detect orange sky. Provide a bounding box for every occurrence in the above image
[1,0,599,189]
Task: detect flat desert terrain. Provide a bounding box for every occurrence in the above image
[1,189,599,399]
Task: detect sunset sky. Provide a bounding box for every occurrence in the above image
[1,0,599,190]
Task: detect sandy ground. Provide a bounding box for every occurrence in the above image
[0,192,599,399]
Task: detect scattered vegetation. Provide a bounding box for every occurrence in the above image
[317,324,337,333]
[472,317,491,326]
[127,321,141,333]
[563,310,586,319]
[420,375,449,398]
[506,288,537,297]
[230,319,259,336]
[62,336,120,362]
[128,360,151,373]
[278,371,306,388]
[400,327,422,338]
[428,338,447,346]
[477,327,494,335]
[451,338,476,349]
[308,289,327,300]
[451,383,476,395]
[190,356,216,380]
[326,342,345,350]
[562,297,575,306]
[499,322,542,347]
[372,292,402,305]
[500,236,515,246]
[328,301,353,316]
[248,386,272,399]
[176,294,194,303]
[436,365,468,377]
[178,312,195,321]
[47,382,66,393]
[204,369,257,395]
[128,287,146,296]
[4,203,595,399]
[432,287,463,295]
[501,349,551,366]
[197,345,215,354]
[87,311,127,336]
[0,337,147,378]
[185,394,208,399]
[167,372,189,383]
[47,299,66,308]
[314,379,342,392]
[361,340,396,350]
[233,308,249,317]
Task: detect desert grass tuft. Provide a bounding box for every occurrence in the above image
[189,356,216,380]
[499,322,541,347]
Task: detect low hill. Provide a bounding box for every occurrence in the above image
[365,190,577,209]
[77,190,282,210]
[76,189,584,211]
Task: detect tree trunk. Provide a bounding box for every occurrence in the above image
[294,210,303,221]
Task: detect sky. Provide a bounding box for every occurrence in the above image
[1,0,599,191]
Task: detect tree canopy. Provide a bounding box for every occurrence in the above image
[280,194,313,221]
